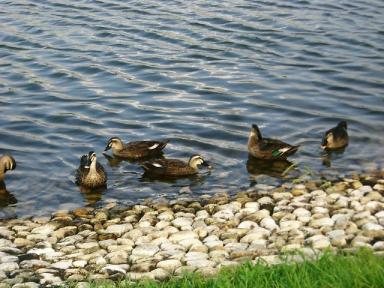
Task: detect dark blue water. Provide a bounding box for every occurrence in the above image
[1,0,383,218]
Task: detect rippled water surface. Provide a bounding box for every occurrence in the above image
[1,0,384,218]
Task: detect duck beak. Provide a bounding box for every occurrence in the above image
[84,157,91,169]
[104,144,111,152]
[202,161,212,169]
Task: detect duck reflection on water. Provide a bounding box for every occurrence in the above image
[321,147,347,167]
[0,155,17,208]
[246,156,295,178]
[0,182,17,208]
[78,185,105,205]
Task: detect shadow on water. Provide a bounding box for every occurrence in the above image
[0,182,17,208]
[140,171,212,184]
[246,156,295,179]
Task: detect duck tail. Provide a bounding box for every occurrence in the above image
[141,162,152,172]
[158,139,170,150]
[273,145,299,158]
[141,161,166,175]
[286,145,299,156]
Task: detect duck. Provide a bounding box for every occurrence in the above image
[248,124,299,160]
[0,155,16,182]
[76,151,107,188]
[104,137,169,159]
[321,121,348,150]
[141,154,211,178]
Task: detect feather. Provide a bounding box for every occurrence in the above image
[148,143,159,150]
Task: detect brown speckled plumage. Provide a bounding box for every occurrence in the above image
[321,121,348,150]
[248,124,299,160]
[142,154,210,178]
[105,137,169,159]
[76,152,107,188]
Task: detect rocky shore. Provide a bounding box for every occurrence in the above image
[1,174,384,287]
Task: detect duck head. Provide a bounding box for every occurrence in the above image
[88,151,97,169]
[250,124,262,141]
[337,121,347,130]
[2,155,16,173]
[0,155,16,181]
[189,154,211,170]
[104,137,123,152]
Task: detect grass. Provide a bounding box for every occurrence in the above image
[80,249,384,288]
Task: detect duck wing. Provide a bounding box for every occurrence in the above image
[261,138,299,158]
[142,159,191,176]
[76,155,89,185]
[124,140,169,158]
[96,162,107,177]
[321,127,335,147]
[322,125,348,149]
[96,162,107,184]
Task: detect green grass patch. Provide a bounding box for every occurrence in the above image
[81,249,384,288]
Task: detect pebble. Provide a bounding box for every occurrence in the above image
[310,217,334,228]
[105,223,133,236]
[51,260,72,270]
[12,283,40,288]
[172,217,193,228]
[238,221,258,229]
[169,231,198,242]
[0,175,383,285]
[156,259,182,272]
[31,224,57,235]
[0,262,19,272]
[100,264,129,275]
[186,259,216,268]
[106,251,128,264]
[132,245,159,257]
[260,217,278,231]
[362,223,384,238]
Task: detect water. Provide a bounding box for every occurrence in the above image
[1,0,383,218]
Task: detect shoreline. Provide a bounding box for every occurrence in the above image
[0,171,383,287]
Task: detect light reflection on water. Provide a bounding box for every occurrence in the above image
[0,0,383,218]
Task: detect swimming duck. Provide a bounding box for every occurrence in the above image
[0,155,16,182]
[321,121,348,150]
[76,151,107,188]
[141,154,211,178]
[248,124,299,160]
[104,137,169,159]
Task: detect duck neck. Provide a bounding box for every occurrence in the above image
[0,160,5,181]
[189,161,199,170]
[89,159,98,174]
[113,140,124,153]
[248,131,259,148]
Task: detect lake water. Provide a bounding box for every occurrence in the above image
[1,0,383,218]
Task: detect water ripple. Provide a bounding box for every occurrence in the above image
[0,0,383,218]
